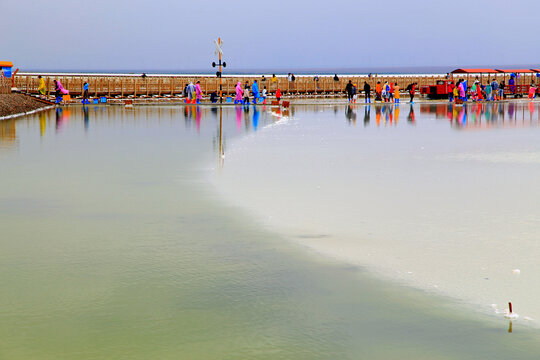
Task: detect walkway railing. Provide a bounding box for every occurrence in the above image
[14,73,447,98]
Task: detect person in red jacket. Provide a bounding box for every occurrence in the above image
[408,82,417,103]
[447,81,455,102]
[276,88,282,102]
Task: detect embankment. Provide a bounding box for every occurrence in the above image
[0,94,54,120]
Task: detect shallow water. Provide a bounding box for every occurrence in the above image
[1,104,540,359]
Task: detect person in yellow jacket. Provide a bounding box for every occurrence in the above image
[394,83,400,103]
[38,75,46,96]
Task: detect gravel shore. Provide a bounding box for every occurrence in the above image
[0,94,52,119]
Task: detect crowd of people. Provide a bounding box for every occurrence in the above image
[447,76,537,102]
[346,80,417,104]
[42,73,539,106]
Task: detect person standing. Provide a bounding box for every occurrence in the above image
[383,81,390,103]
[528,83,536,100]
[491,79,499,101]
[83,82,89,104]
[375,81,382,102]
[447,81,455,102]
[243,82,250,105]
[38,75,46,97]
[485,82,492,101]
[54,80,61,103]
[408,82,416,103]
[262,86,267,104]
[276,88,282,102]
[183,83,188,98]
[54,79,69,104]
[235,81,243,104]
[345,80,353,102]
[195,81,203,104]
[509,76,516,96]
[364,81,371,103]
[499,81,505,100]
[458,79,466,101]
[252,80,259,104]
[186,82,195,103]
[394,83,400,103]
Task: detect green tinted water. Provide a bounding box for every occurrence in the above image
[1,105,539,359]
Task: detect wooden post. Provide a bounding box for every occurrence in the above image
[134,78,138,97]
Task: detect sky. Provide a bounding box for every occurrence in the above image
[2,0,539,73]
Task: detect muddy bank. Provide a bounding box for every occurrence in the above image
[0,94,53,119]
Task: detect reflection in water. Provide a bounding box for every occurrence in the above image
[345,105,357,125]
[0,118,17,150]
[39,112,46,137]
[407,105,415,124]
[418,102,540,129]
[252,106,260,131]
[363,105,370,126]
[4,103,540,360]
[83,106,89,131]
[235,105,242,131]
[55,107,71,132]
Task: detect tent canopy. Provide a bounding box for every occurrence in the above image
[451,68,497,74]
[495,69,534,73]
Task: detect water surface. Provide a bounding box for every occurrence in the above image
[1,103,540,359]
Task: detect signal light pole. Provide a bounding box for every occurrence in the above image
[212,38,226,104]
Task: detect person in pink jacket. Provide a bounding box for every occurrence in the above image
[458,80,466,101]
[235,81,243,104]
[195,81,203,104]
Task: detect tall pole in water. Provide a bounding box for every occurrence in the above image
[212,38,226,104]
[219,37,222,104]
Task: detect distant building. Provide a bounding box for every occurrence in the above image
[0,62,14,78]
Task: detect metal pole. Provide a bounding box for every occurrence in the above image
[219,106,223,169]
[219,37,223,104]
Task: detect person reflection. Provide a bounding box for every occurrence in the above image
[345,105,356,125]
[235,105,243,132]
[252,105,260,131]
[83,106,89,131]
[55,107,63,131]
[184,105,190,127]
[458,106,467,126]
[508,102,515,118]
[364,105,370,127]
[243,105,250,131]
[407,104,415,124]
[195,106,202,132]
[375,105,381,126]
[394,103,400,125]
[498,103,505,122]
[39,112,46,137]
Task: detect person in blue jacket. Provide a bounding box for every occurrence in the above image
[82,82,90,104]
[252,80,259,104]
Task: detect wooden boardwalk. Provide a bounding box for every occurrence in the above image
[15,73,449,98]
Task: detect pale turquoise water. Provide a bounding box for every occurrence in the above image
[1,104,540,359]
